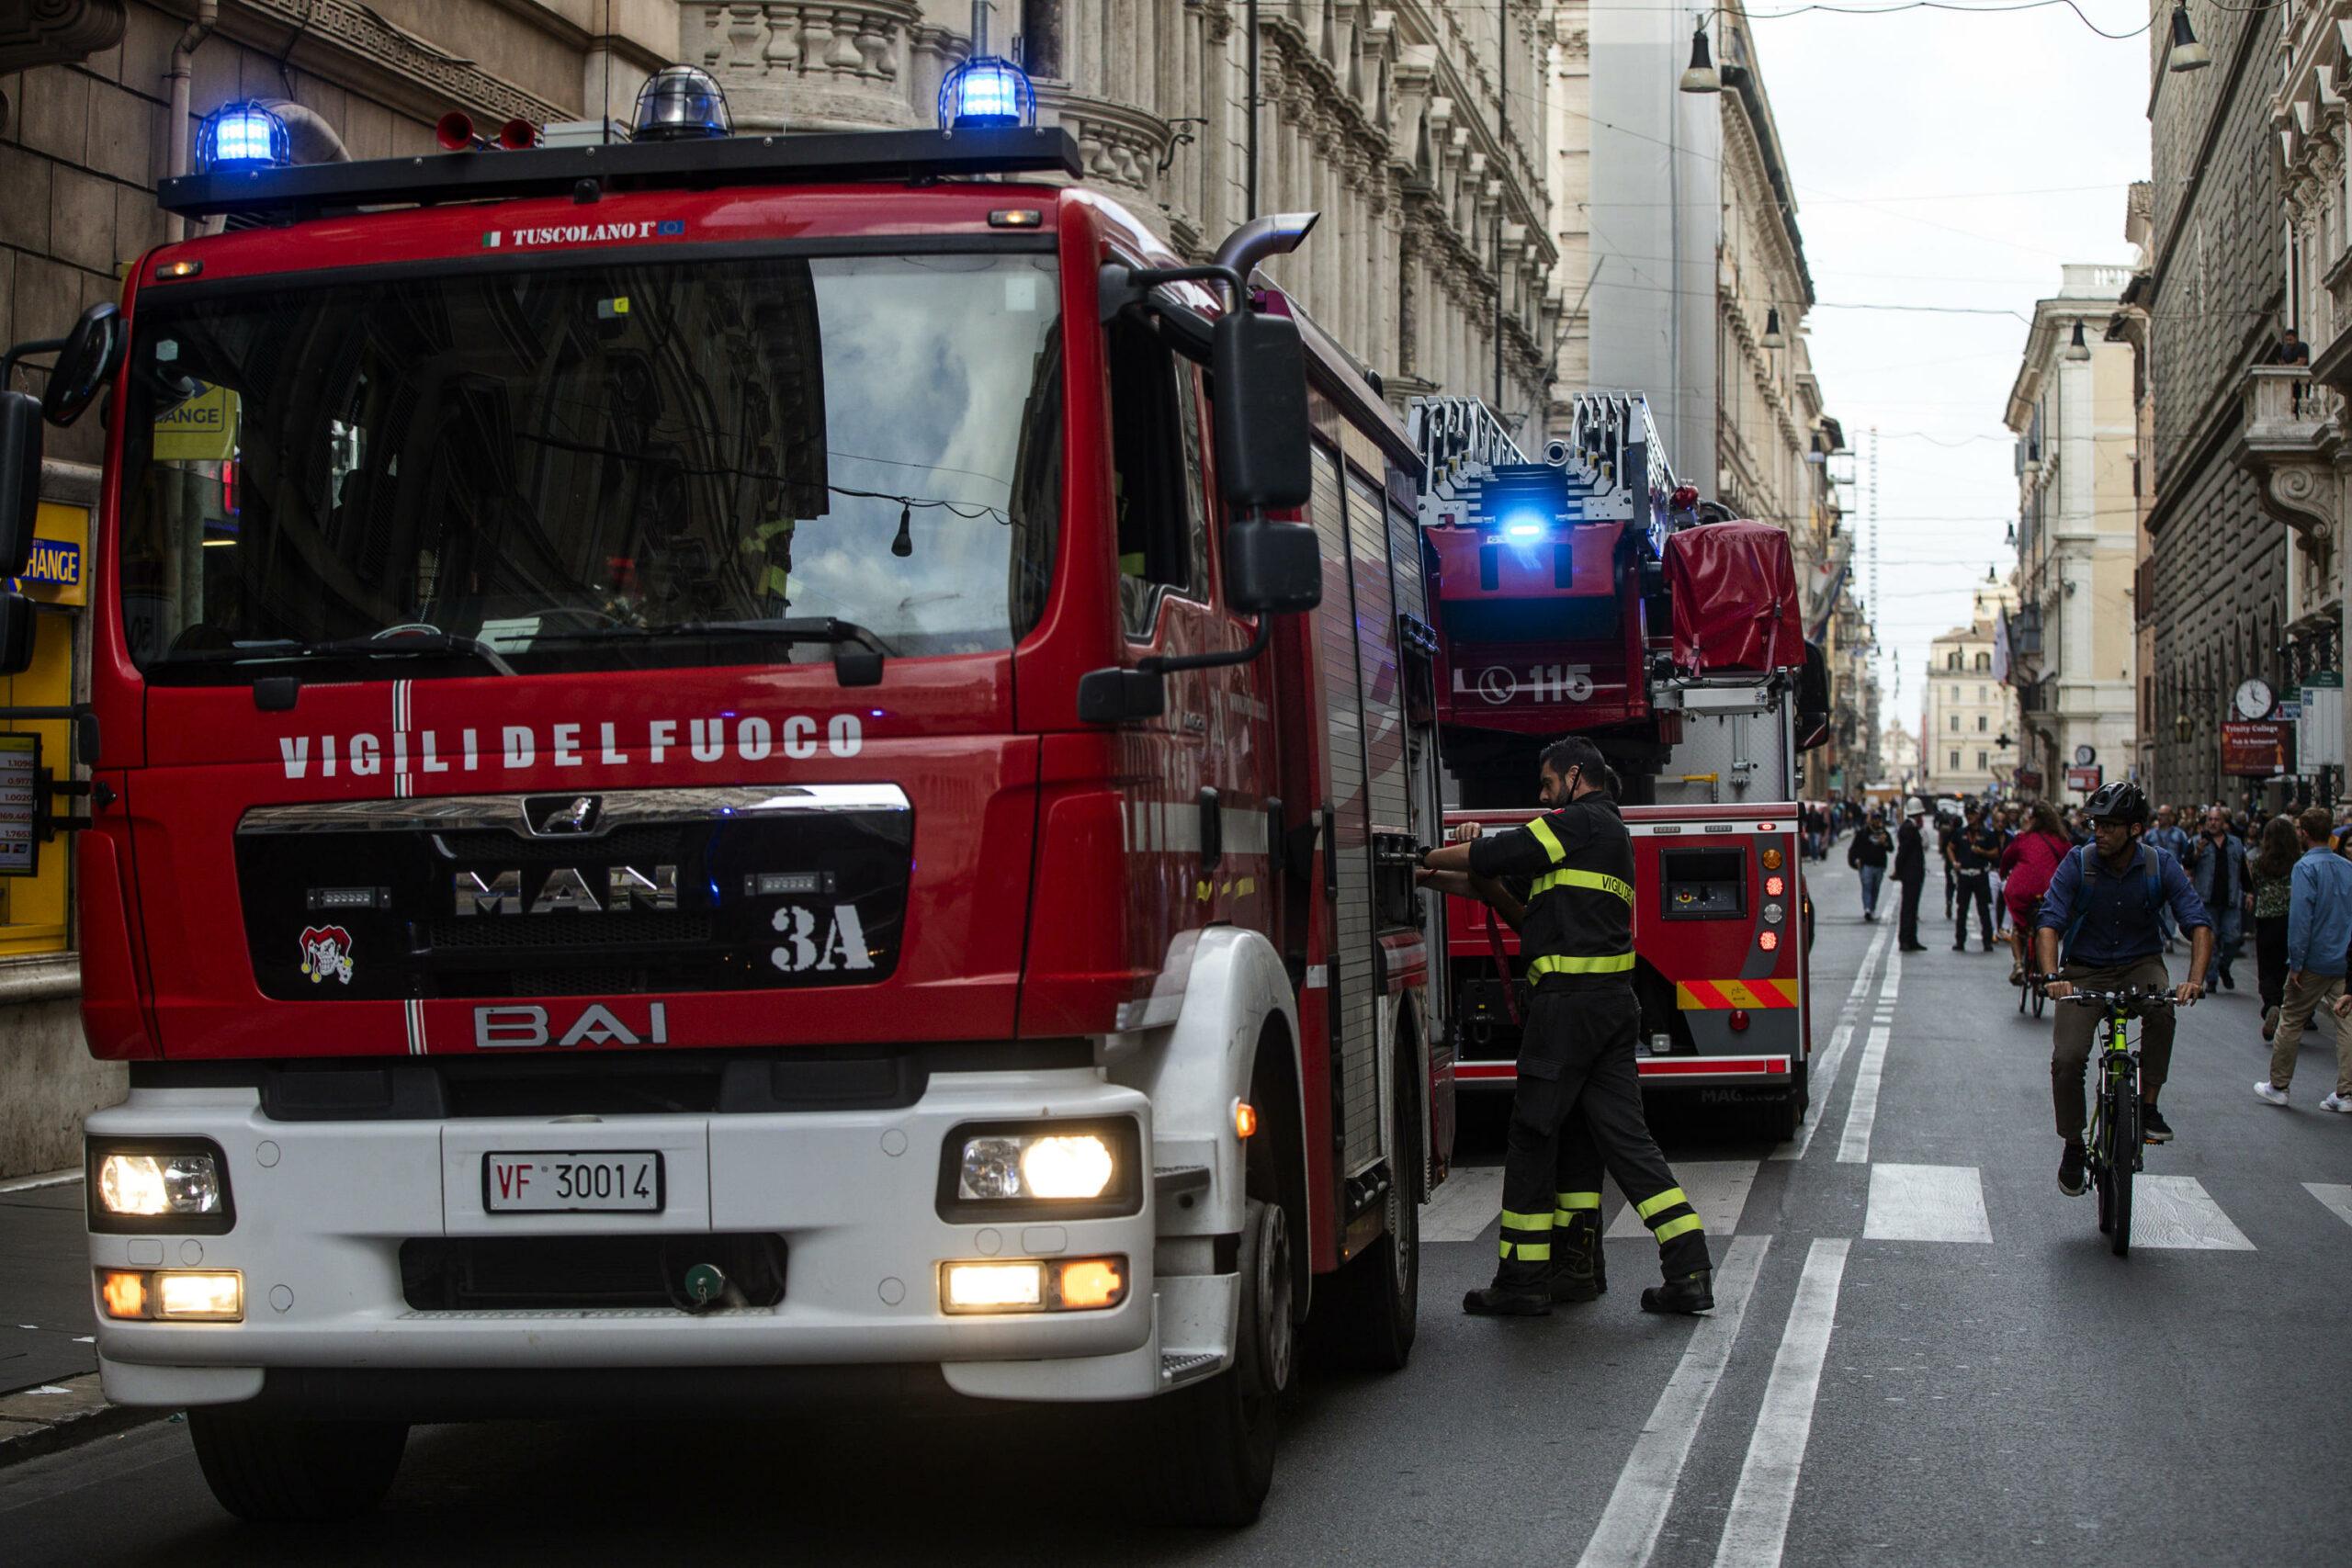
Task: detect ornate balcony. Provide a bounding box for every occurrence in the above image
[2233,365,2345,543]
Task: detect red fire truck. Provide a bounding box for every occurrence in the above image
[1407,395,1825,1134]
[0,66,1450,1524]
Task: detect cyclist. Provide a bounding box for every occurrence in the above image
[2035,781,2212,1197]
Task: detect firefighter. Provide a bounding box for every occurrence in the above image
[1419,735,1714,1316]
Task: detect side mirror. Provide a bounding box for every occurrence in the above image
[0,392,40,580]
[41,303,125,428]
[0,593,35,676]
[1077,667,1166,724]
[1225,519,1321,615]
[1211,308,1312,512]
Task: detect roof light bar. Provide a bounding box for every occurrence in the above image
[195,102,290,173]
[940,56,1036,130]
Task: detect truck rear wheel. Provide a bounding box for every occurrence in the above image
[187,1408,408,1522]
[1751,1060,1809,1142]
[1151,1195,1291,1526]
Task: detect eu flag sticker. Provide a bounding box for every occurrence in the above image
[657,220,685,237]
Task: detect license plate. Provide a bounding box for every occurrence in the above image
[482,1151,664,1213]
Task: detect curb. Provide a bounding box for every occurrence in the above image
[0,1373,170,1470]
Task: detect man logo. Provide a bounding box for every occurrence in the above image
[770,904,875,974]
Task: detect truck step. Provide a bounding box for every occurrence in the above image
[1159,1351,1223,1389]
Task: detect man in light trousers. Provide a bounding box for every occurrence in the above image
[2258,806,2352,1112]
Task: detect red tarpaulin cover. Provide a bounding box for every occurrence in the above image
[1664,521,1804,673]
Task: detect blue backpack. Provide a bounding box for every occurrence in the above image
[2059,842,2164,962]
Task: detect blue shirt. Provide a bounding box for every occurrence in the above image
[2036,842,2211,968]
[2146,824,2191,863]
[2287,846,2352,976]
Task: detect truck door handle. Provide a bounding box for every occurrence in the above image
[1198,786,1221,872]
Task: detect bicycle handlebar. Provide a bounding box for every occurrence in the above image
[2048,987,2183,1010]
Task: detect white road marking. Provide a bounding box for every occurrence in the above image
[1608,1161,1760,1239]
[1836,1023,1893,1165]
[1419,1166,1504,1242]
[0,1169,80,1194]
[1711,1237,1851,1568]
[2304,1182,2352,1229]
[1776,921,1892,1162]
[2129,1176,2256,1249]
[1575,1234,1773,1568]
[1861,1163,1992,1244]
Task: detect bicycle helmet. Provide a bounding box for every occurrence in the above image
[2082,780,2149,826]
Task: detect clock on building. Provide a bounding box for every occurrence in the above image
[2233,678,2274,720]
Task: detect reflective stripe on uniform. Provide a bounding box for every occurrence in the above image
[1555,1190,1602,1211]
[1529,952,1636,976]
[1554,1189,1601,1226]
[1526,817,1568,864]
[1499,1209,1555,1233]
[1531,866,1634,904]
[1634,1186,1690,1222]
[1499,1239,1554,1261]
[1653,1213,1705,1244]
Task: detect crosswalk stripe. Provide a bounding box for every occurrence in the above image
[2304,1182,2352,1229]
[1419,1166,1504,1242]
[1575,1235,1773,1568]
[1608,1161,1759,1239]
[1861,1163,1992,1244]
[2129,1176,2256,1250]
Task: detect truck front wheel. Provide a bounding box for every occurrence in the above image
[1151,1194,1292,1525]
[187,1408,408,1522]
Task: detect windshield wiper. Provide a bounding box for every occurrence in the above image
[171,632,518,677]
[524,617,892,687]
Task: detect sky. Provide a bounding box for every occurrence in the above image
[1745,0,2155,740]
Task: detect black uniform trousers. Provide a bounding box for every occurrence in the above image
[1954,870,1993,949]
[1496,986,1711,1282]
[1896,874,1924,950]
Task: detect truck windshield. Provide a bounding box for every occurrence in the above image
[118,251,1062,678]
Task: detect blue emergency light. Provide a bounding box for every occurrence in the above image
[1501,511,1548,543]
[195,102,290,173]
[939,56,1036,130]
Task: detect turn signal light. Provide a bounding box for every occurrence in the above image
[1760,847,1783,871]
[100,1269,147,1319]
[98,1269,243,1321]
[939,1255,1129,1314]
[1058,1258,1125,1310]
[1235,1101,1259,1139]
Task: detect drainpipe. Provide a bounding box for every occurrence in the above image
[164,0,220,243]
[259,99,351,168]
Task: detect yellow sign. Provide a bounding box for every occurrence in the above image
[9,503,87,608]
[153,379,238,462]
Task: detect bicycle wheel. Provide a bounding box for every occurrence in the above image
[2107,1078,2137,1258]
[2030,981,2046,1019]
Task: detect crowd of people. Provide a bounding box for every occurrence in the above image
[1834,788,2352,1113]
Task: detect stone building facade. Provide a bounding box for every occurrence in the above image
[2005,264,2141,806]
[0,0,1559,1174]
[2236,0,2352,807]
[2143,0,2294,810]
[1922,580,2018,798]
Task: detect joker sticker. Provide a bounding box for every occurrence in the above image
[299,925,356,985]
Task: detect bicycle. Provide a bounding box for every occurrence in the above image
[2013,897,2045,1019]
[2053,987,2180,1258]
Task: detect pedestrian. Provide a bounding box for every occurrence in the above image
[1989,804,2018,939]
[1999,800,2074,985]
[1894,797,1930,953]
[2038,783,2211,1190]
[1939,807,1960,919]
[2183,804,2250,991]
[1420,735,1716,1315]
[2249,814,2301,1042]
[2255,806,2352,1112]
[2147,804,2192,950]
[1951,803,2000,953]
[1849,810,1891,921]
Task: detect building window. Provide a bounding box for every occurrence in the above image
[1950,750,1961,769]
[1977,714,1988,731]
[1977,750,1988,770]
[1019,0,1062,76]
[1977,684,1987,702]
[1950,714,1960,731]
[1948,651,1962,671]
[1974,651,1990,671]
[1950,683,1960,701]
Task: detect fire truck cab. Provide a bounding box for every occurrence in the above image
[0,67,1447,1526]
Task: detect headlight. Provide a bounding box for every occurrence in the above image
[957,1132,1114,1201]
[88,1142,233,1234]
[937,1121,1140,1220]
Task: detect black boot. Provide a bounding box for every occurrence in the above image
[1551,1216,1607,1303]
[1639,1269,1715,1315]
[1464,1264,1552,1317]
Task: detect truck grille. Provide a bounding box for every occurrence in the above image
[399,1234,787,1312]
[425,912,712,951]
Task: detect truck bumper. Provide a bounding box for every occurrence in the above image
[85,1067,1188,1411]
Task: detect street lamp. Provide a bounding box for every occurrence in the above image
[1761,306,1785,349]
[1679,24,1721,94]
[2167,4,2211,72]
[2064,321,2091,362]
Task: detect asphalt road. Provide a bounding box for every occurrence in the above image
[7,855,2351,1566]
